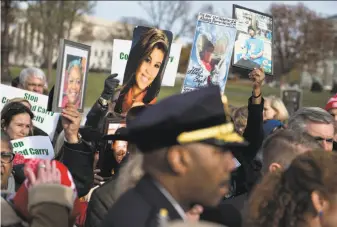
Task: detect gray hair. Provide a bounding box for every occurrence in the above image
[287,107,334,134]
[19,67,47,88]
[113,153,144,199]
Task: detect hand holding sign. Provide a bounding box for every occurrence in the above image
[101,74,120,100]
[61,104,82,144]
[249,67,265,90]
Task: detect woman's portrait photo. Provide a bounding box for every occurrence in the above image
[114,26,173,115]
[60,55,85,109]
[53,39,91,113]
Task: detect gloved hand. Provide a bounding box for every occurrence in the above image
[100,74,120,100]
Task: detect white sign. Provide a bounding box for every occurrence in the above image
[0,84,60,139]
[11,136,54,160]
[111,39,182,87]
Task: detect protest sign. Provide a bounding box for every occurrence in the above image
[232,4,273,75]
[0,84,60,139]
[111,39,181,87]
[113,26,173,115]
[11,136,54,160]
[53,39,91,113]
[181,13,238,94]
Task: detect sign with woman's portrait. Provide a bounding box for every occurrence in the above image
[113,26,173,115]
[52,39,91,112]
[232,5,274,75]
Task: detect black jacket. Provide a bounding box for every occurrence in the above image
[56,140,94,198]
[85,176,118,227]
[100,175,183,227]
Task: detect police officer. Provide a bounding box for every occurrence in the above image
[100,85,248,227]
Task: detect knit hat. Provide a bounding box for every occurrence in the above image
[12,159,80,219]
[263,120,284,137]
[325,94,337,111]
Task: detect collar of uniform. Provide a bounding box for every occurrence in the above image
[152,179,187,222]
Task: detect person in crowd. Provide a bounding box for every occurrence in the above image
[1,130,16,193]
[241,26,264,67]
[200,68,265,227]
[1,159,80,227]
[231,106,248,136]
[114,28,169,115]
[246,150,337,227]
[7,98,49,137]
[1,102,34,140]
[55,104,95,198]
[8,98,31,109]
[287,107,335,151]
[61,59,83,109]
[18,67,47,94]
[100,85,246,227]
[263,95,289,122]
[262,119,284,139]
[325,94,337,121]
[260,129,321,175]
[324,94,337,151]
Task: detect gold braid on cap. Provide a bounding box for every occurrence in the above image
[177,122,244,144]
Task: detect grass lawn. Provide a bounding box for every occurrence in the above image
[9,66,331,108]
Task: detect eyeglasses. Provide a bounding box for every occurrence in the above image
[314,137,334,143]
[1,152,15,164]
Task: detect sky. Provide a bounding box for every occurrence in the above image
[94,1,337,22]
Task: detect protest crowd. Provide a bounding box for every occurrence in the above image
[1,7,337,227]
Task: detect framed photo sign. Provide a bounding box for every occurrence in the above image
[52,39,91,112]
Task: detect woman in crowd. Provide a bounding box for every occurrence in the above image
[1,159,80,227]
[7,98,48,137]
[263,95,289,123]
[113,28,170,115]
[1,102,34,140]
[62,59,83,109]
[246,150,337,227]
[231,106,248,136]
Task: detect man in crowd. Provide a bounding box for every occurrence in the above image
[18,67,47,94]
[287,107,335,151]
[100,85,247,227]
[261,129,321,174]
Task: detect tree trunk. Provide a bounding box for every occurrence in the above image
[47,41,53,85]
[1,0,12,84]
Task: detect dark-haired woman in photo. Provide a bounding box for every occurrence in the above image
[114,28,170,115]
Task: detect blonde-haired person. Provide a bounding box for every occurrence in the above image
[263,95,289,122]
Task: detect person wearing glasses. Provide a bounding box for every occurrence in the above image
[288,107,335,152]
[325,94,337,151]
[18,67,48,95]
[1,130,16,193]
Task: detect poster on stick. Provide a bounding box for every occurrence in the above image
[181,13,238,94]
[11,136,54,160]
[111,39,181,87]
[232,4,273,75]
[0,84,60,139]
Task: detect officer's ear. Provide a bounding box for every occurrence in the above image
[166,145,190,175]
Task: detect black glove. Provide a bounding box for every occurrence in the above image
[101,74,120,100]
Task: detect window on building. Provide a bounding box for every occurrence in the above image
[101,50,104,57]
[94,50,98,57]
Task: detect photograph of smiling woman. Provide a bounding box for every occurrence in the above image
[114,27,173,114]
